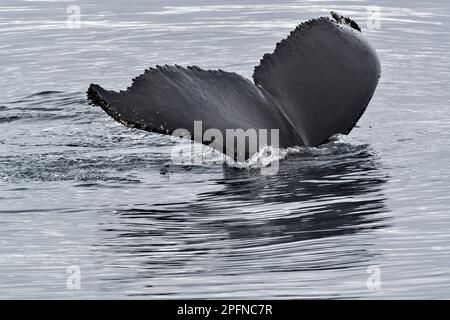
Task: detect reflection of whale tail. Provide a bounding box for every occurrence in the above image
[87,12,381,153]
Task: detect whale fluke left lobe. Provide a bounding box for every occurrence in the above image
[87,65,298,151]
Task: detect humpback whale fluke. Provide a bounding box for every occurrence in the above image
[87,13,381,157]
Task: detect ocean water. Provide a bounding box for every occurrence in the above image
[1,0,450,299]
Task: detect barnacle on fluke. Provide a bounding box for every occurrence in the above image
[87,12,381,159]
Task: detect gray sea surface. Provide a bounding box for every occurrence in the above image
[0,0,449,298]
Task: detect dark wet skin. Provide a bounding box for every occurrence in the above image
[87,12,381,159]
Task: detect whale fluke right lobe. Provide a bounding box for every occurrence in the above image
[253,15,380,146]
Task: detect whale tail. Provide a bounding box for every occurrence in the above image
[87,12,381,153]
